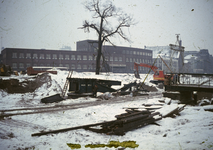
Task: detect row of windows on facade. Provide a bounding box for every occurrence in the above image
[12,63,148,71]
[12,63,94,70]
[122,50,152,56]
[12,53,95,60]
[11,53,152,63]
[76,48,152,56]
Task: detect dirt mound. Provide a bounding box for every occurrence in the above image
[0,73,52,93]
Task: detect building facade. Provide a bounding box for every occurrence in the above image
[145,46,179,73]
[1,40,152,73]
[184,49,213,73]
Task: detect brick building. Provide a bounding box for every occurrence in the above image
[1,40,152,73]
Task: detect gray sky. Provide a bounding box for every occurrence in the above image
[0,0,213,54]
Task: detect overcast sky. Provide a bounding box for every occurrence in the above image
[0,0,213,54]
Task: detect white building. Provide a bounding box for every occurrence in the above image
[145,46,179,73]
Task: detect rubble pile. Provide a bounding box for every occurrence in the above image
[0,73,52,93]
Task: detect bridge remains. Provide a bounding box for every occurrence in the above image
[164,73,213,104]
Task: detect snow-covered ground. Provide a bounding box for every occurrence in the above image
[0,71,213,150]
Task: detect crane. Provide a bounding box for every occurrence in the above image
[134,55,173,84]
[134,62,165,84]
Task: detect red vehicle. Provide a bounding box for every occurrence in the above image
[134,62,165,84]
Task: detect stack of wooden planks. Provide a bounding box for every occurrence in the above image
[86,109,162,135]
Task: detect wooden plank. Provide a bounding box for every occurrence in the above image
[31,120,116,136]
[111,117,162,135]
[121,112,160,124]
[123,106,162,110]
[115,110,150,120]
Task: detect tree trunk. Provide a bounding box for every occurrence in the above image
[95,17,104,75]
[96,44,101,75]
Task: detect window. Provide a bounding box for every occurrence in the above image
[65,55,69,60]
[110,56,113,61]
[77,55,81,60]
[19,53,24,59]
[53,54,57,59]
[83,65,87,69]
[59,54,63,60]
[89,55,93,60]
[33,54,38,59]
[71,55,75,60]
[26,53,31,59]
[46,54,51,59]
[122,50,125,54]
[105,56,109,61]
[88,65,93,70]
[133,51,136,55]
[65,64,69,69]
[137,52,140,55]
[136,59,139,63]
[126,58,129,62]
[83,55,87,60]
[77,64,81,69]
[133,58,135,62]
[119,57,122,61]
[115,57,118,61]
[12,63,17,68]
[130,58,132,62]
[59,64,63,67]
[140,52,142,55]
[12,53,17,58]
[19,63,24,69]
[126,50,129,54]
[130,51,132,55]
[40,54,44,59]
[71,64,75,69]
[26,63,31,68]
[93,55,96,61]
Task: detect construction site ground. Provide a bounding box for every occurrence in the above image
[0,71,213,150]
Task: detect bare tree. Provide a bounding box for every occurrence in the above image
[79,0,135,74]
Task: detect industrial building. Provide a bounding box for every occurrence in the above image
[0,40,152,73]
[184,49,213,74]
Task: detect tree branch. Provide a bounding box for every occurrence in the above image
[80,0,135,74]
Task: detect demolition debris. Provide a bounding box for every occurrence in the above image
[32,101,185,137]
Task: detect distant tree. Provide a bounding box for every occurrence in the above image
[79,0,135,74]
